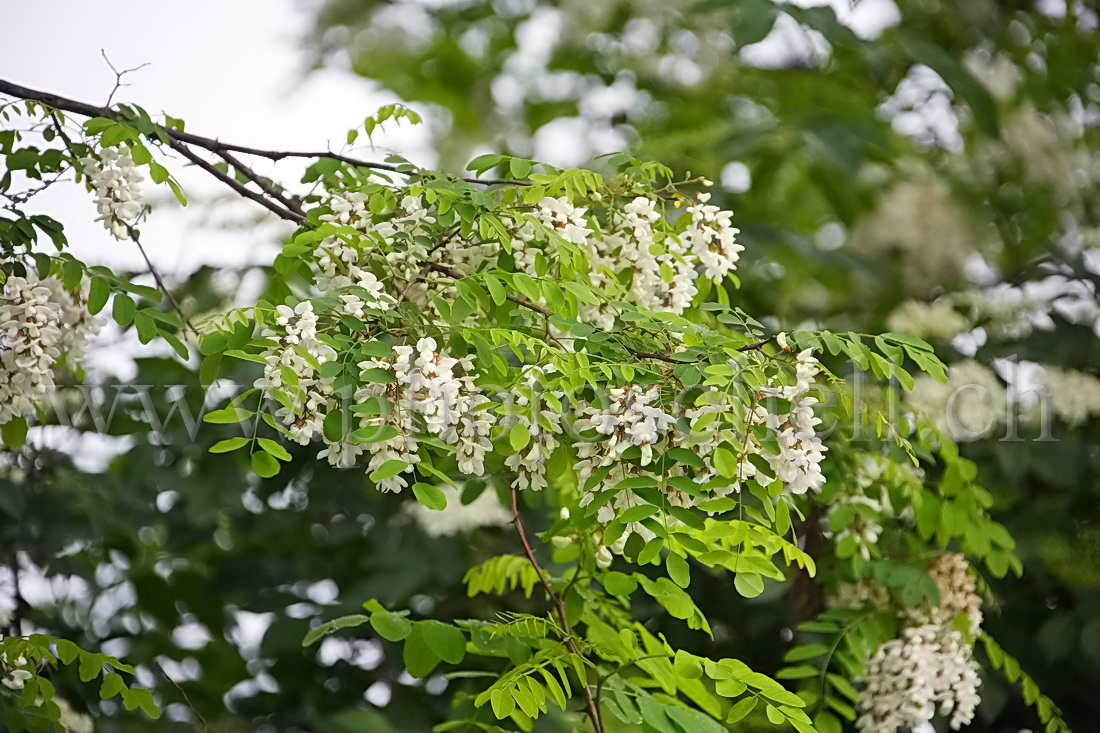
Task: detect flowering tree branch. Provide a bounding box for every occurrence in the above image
[509,486,603,733]
[0,78,525,190]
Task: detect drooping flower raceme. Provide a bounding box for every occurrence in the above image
[504,366,563,492]
[856,624,980,733]
[753,350,827,495]
[850,555,984,733]
[254,301,337,445]
[79,144,144,240]
[353,337,489,492]
[0,274,101,425]
[681,193,744,282]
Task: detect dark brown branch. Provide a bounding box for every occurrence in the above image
[155,659,208,732]
[124,224,197,336]
[214,149,306,218]
[510,487,603,733]
[0,79,523,187]
[165,137,304,224]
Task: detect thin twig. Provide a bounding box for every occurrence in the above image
[214,149,306,218]
[123,223,197,336]
[100,51,150,108]
[154,659,208,732]
[165,137,304,224]
[0,79,523,187]
[510,487,603,733]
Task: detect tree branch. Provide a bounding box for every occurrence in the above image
[164,136,304,224]
[124,224,197,336]
[0,79,524,187]
[510,487,603,733]
[214,149,306,218]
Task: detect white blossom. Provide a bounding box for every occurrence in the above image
[0,275,64,423]
[1,652,33,691]
[254,301,337,445]
[753,350,827,494]
[907,360,1007,440]
[681,193,743,282]
[535,196,593,247]
[856,624,980,733]
[79,144,144,239]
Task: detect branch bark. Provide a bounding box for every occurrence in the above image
[510,487,603,733]
[0,79,523,187]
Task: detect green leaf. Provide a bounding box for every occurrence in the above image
[370,612,412,642]
[1,416,28,448]
[87,276,110,314]
[784,643,830,662]
[412,482,447,511]
[602,571,638,596]
[203,407,251,424]
[251,450,280,478]
[99,673,126,700]
[209,437,248,454]
[112,293,136,327]
[418,620,466,665]
[509,157,532,178]
[258,437,292,461]
[727,696,758,723]
[403,624,443,678]
[133,308,157,343]
[666,551,691,588]
[349,424,399,443]
[509,422,531,452]
[369,458,407,482]
[734,573,764,598]
[302,614,370,646]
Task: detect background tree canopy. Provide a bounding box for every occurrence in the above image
[0,0,1097,732]
[303,0,1100,727]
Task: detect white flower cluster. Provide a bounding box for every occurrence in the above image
[354,337,488,492]
[1028,366,1100,428]
[407,483,512,537]
[856,624,980,733]
[827,489,884,561]
[851,177,982,295]
[314,194,396,308]
[909,554,984,636]
[886,299,969,342]
[1,647,33,691]
[254,302,337,445]
[752,350,827,495]
[512,192,742,326]
[827,579,892,612]
[849,555,984,733]
[504,366,563,492]
[681,193,744,282]
[381,197,495,316]
[55,697,94,733]
[0,274,101,425]
[620,196,699,315]
[80,144,144,240]
[675,398,734,492]
[907,360,1007,440]
[577,385,675,468]
[534,196,594,247]
[574,386,688,544]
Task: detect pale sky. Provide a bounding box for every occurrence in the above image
[1,0,435,273]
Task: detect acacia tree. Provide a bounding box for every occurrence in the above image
[0,77,1073,733]
[303,0,1100,727]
